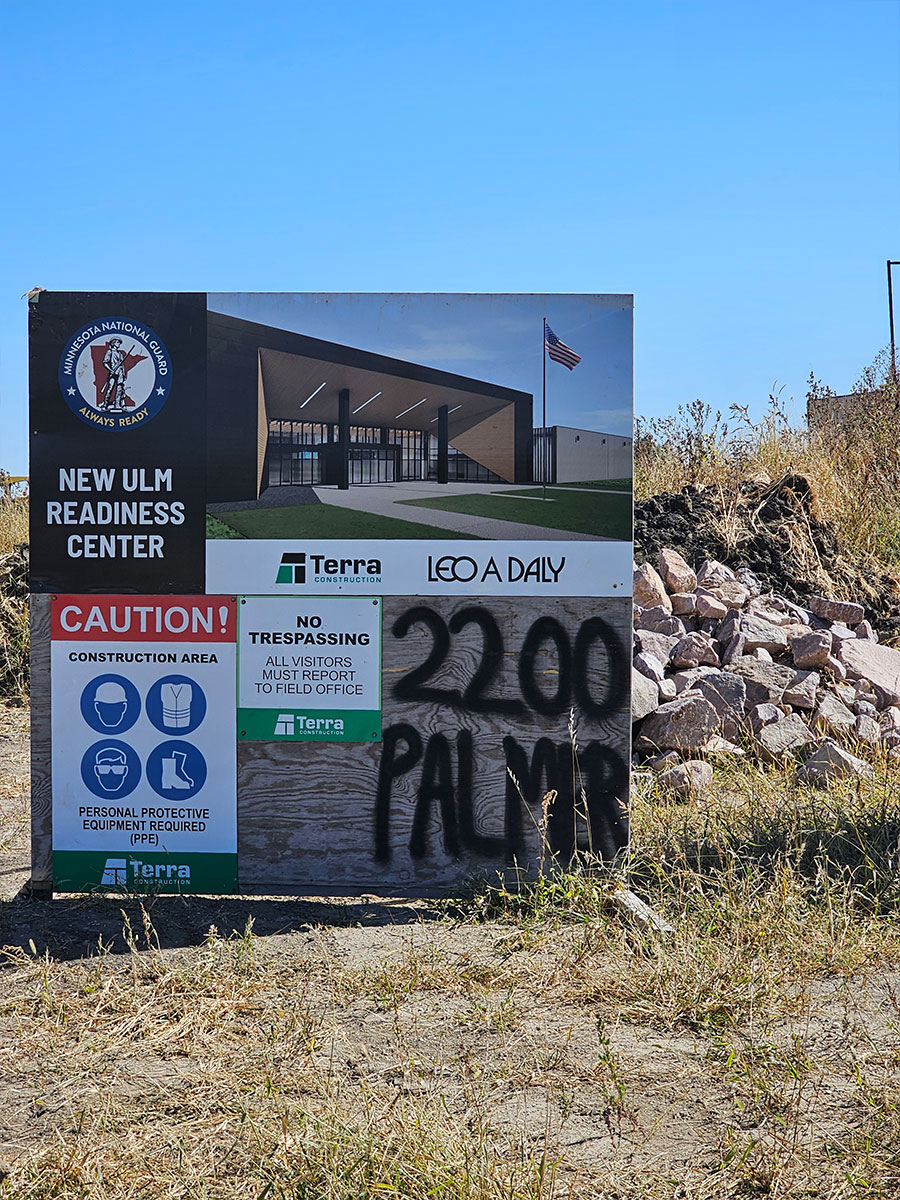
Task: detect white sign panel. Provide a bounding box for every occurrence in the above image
[238,595,382,742]
[208,539,632,598]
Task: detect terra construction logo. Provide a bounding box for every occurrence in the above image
[100,857,128,886]
[99,857,192,888]
[275,552,382,586]
[59,317,171,432]
[276,552,307,584]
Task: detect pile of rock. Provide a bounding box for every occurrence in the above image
[632,548,900,795]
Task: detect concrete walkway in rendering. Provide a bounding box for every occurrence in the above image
[313,481,613,541]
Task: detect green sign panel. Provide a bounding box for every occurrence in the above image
[238,708,380,742]
[53,850,238,894]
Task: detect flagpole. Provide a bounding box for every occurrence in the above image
[542,316,547,500]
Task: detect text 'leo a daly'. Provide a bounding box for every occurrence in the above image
[426,554,566,585]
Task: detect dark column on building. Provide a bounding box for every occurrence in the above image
[437,404,449,484]
[514,395,533,483]
[337,389,350,490]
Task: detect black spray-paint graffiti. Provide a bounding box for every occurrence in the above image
[375,605,630,864]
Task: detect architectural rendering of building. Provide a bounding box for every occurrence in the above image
[533,426,632,484]
[207,312,534,503]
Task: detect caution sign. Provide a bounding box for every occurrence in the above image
[238,595,381,742]
[50,595,237,893]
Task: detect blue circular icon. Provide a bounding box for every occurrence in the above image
[81,739,141,799]
[145,675,207,736]
[145,740,207,801]
[80,674,141,735]
[58,316,171,432]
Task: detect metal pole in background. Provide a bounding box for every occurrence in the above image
[542,317,547,499]
[889,260,899,382]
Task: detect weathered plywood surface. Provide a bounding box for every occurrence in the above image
[29,594,52,890]
[237,595,631,893]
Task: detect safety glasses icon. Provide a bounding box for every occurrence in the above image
[96,763,127,775]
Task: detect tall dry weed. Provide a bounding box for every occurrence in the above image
[807,351,900,562]
[635,355,900,569]
[634,398,735,497]
[0,471,28,552]
[0,478,29,703]
[0,499,27,555]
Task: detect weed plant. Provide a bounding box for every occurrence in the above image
[0,501,28,705]
[635,353,900,566]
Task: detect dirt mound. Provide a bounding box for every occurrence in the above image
[634,474,900,644]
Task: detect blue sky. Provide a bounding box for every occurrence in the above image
[1,0,897,474]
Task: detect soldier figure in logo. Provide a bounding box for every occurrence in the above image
[101,337,128,411]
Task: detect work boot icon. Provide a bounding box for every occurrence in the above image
[146,740,207,801]
[160,751,193,790]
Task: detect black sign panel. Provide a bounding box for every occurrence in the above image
[29,292,207,593]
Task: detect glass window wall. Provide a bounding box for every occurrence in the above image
[267,419,498,486]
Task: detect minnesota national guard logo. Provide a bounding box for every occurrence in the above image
[59,317,171,431]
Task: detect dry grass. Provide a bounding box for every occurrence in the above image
[456,759,900,1029]
[0,548,28,705]
[4,759,900,1197]
[1,921,559,1200]
[635,361,900,567]
[0,495,27,557]
[0,490,29,704]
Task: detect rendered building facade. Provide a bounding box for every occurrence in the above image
[207,312,534,503]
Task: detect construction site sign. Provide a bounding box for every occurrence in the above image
[49,595,237,893]
[29,290,633,897]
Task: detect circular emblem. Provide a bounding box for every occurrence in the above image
[59,317,171,431]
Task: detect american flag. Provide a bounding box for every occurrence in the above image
[544,324,582,370]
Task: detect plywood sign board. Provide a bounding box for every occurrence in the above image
[29,292,634,896]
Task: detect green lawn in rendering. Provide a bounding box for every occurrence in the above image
[550,478,633,492]
[206,514,244,539]
[398,487,632,539]
[512,484,632,499]
[206,503,481,540]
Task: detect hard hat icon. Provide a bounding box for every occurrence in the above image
[95,681,126,705]
[93,680,129,729]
